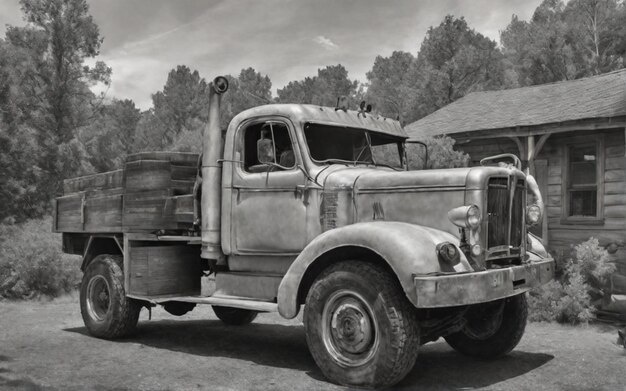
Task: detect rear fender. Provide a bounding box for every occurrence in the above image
[277,221,470,319]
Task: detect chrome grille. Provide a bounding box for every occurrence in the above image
[487,177,525,249]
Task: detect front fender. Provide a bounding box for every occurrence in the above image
[277,221,471,318]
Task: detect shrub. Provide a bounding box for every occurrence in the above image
[406,135,470,169]
[528,237,615,324]
[0,217,81,299]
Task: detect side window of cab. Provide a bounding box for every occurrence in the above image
[241,121,296,173]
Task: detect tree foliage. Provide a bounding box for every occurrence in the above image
[220,67,272,129]
[277,64,358,107]
[0,0,107,221]
[80,99,141,171]
[501,0,626,86]
[152,65,208,145]
[411,15,507,122]
[365,51,417,122]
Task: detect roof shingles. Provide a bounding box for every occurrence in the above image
[405,69,626,138]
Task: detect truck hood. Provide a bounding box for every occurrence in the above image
[318,165,472,191]
[315,165,522,237]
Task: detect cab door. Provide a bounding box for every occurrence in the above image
[230,118,308,254]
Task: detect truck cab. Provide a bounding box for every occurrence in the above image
[55,78,554,389]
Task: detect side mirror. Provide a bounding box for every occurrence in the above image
[404,140,428,170]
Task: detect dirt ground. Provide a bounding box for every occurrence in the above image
[0,295,624,391]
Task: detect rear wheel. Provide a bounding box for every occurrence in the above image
[445,294,527,359]
[80,254,141,339]
[303,261,419,389]
[212,306,258,325]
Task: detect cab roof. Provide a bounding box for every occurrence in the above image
[231,104,408,139]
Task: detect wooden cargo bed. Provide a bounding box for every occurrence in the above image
[53,152,199,233]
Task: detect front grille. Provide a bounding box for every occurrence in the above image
[487,177,525,249]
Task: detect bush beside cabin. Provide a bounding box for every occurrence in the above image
[53,77,554,389]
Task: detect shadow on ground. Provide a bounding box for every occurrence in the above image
[65,320,553,389]
[399,345,554,390]
[65,319,316,373]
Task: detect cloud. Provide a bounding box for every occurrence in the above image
[313,35,339,50]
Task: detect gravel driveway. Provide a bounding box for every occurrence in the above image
[0,295,624,390]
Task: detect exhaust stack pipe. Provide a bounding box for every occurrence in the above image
[201,76,229,260]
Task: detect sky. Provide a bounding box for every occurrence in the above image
[0,0,542,109]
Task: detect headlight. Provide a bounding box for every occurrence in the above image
[448,205,482,229]
[526,204,542,226]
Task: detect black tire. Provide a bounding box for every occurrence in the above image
[303,261,420,389]
[79,254,141,339]
[163,301,196,316]
[212,306,258,325]
[445,294,527,359]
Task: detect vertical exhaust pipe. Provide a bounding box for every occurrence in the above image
[201,76,229,260]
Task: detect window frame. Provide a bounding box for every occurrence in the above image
[235,117,299,176]
[560,135,605,225]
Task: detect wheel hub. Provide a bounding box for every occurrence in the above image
[331,303,373,354]
[86,275,111,321]
[322,290,378,367]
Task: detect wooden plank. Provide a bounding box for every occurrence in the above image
[605,205,626,219]
[606,145,625,157]
[548,164,561,177]
[548,219,626,230]
[63,170,123,194]
[547,175,562,185]
[606,156,625,170]
[547,195,561,207]
[85,187,124,198]
[546,206,561,218]
[173,195,195,223]
[129,246,149,296]
[605,182,626,195]
[55,194,84,232]
[126,152,199,166]
[604,194,626,206]
[547,184,561,196]
[171,165,198,181]
[124,160,171,192]
[171,180,194,195]
[549,229,625,244]
[146,245,201,296]
[604,169,625,183]
[84,194,123,232]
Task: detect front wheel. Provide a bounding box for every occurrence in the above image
[445,294,528,359]
[303,261,419,389]
[79,254,141,339]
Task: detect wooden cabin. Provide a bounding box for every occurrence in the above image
[406,69,626,293]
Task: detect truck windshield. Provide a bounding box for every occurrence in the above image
[304,123,404,169]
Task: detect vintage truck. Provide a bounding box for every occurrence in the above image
[53,77,554,388]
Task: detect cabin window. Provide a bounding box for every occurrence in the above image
[563,139,604,223]
[240,121,296,173]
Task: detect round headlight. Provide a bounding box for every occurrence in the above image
[526,204,542,226]
[466,205,482,229]
[448,205,482,229]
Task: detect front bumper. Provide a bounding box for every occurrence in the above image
[414,258,554,308]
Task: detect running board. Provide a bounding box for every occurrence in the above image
[128,294,278,313]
